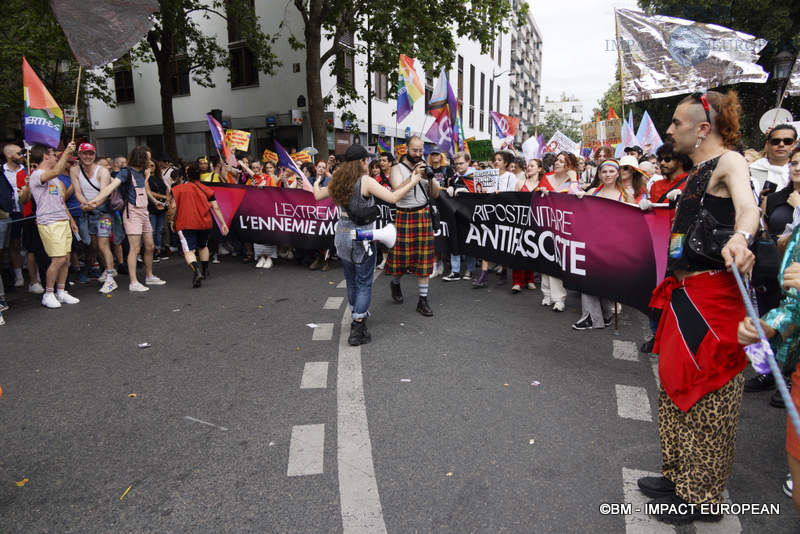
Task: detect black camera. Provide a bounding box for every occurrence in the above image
[423,165,436,180]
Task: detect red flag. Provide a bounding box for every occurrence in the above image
[596,111,601,122]
[608,107,619,120]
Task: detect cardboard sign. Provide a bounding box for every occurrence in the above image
[262,149,278,163]
[225,129,251,151]
[546,130,580,155]
[581,119,622,150]
[467,139,494,162]
[472,168,499,193]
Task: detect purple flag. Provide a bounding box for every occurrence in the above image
[274,141,313,192]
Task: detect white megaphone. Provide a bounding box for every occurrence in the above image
[353,224,397,249]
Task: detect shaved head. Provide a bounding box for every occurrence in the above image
[3,144,20,158]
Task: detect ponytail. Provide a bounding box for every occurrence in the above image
[708,90,742,149]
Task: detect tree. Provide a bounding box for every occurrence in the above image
[535,110,582,143]
[637,0,800,147]
[291,1,528,159]
[0,0,115,141]
[121,0,279,159]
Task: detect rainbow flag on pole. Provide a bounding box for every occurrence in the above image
[397,54,424,123]
[23,57,63,148]
[377,138,391,154]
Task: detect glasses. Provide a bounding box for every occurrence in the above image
[621,165,632,171]
[691,91,711,124]
[658,156,672,163]
[769,137,796,146]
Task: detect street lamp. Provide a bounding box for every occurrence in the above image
[773,51,794,81]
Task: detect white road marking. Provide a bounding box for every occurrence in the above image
[300,362,329,389]
[621,468,676,534]
[613,340,639,361]
[324,296,344,310]
[184,416,228,431]
[337,279,347,289]
[312,323,334,340]
[287,424,325,476]
[694,489,742,533]
[615,385,652,422]
[337,307,387,533]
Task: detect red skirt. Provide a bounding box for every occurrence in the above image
[384,207,434,277]
[650,271,747,412]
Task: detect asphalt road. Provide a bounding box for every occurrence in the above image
[0,254,797,533]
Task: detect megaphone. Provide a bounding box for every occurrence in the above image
[353,224,397,249]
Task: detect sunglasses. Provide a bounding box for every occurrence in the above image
[691,91,711,124]
[621,165,633,171]
[658,156,672,163]
[769,137,796,146]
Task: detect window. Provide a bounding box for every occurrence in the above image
[227,0,259,88]
[479,72,485,131]
[498,34,503,66]
[469,64,475,129]
[496,86,500,114]
[490,39,495,60]
[374,71,388,101]
[425,75,433,114]
[113,56,135,104]
[171,56,191,96]
[488,78,494,134]
[336,50,355,88]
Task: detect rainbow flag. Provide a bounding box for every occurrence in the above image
[397,54,423,123]
[23,57,63,148]
[377,138,391,154]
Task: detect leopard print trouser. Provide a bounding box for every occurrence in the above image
[657,373,744,504]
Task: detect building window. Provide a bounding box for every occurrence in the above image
[227,0,259,88]
[496,86,501,114]
[171,56,191,96]
[425,75,433,114]
[457,55,464,109]
[479,72,485,131]
[336,50,355,89]
[374,71,388,101]
[113,56,135,104]
[498,34,503,66]
[490,39,495,60]
[488,78,494,134]
[469,65,475,129]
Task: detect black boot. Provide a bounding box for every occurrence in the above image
[390,281,404,303]
[348,320,371,346]
[359,319,371,344]
[190,261,204,288]
[495,268,507,286]
[201,260,209,279]
[416,296,433,316]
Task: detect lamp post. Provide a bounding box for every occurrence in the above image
[773,50,795,107]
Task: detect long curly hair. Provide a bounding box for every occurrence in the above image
[328,160,362,207]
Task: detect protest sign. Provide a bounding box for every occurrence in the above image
[262,149,278,163]
[224,129,251,151]
[581,119,622,150]
[467,139,494,162]
[546,131,580,155]
[472,169,499,193]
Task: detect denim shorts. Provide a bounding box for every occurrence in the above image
[79,210,113,240]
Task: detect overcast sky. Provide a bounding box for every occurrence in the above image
[531,1,639,122]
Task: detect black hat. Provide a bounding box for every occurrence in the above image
[429,148,442,154]
[344,144,369,161]
[624,145,643,154]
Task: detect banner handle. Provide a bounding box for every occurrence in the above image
[71,65,82,143]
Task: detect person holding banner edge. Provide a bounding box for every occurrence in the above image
[638,90,759,525]
[313,144,421,346]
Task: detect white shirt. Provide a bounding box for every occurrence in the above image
[750,157,789,197]
[3,163,21,212]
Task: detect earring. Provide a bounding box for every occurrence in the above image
[694,136,705,149]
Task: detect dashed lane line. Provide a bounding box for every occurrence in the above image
[300,362,329,389]
[312,323,334,341]
[621,468,677,534]
[324,296,344,310]
[615,384,653,422]
[337,279,347,289]
[287,424,325,476]
[613,340,639,361]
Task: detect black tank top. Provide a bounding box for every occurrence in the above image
[668,154,735,272]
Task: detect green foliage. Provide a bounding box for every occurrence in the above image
[536,110,582,143]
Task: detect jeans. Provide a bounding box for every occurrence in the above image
[341,252,377,320]
[149,212,166,249]
[450,254,476,274]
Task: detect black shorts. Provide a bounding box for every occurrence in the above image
[178,229,210,252]
[21,218,43,252]
[10,212,23,240]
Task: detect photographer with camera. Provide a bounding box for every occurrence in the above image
[313,144,420,345]
[384,136,441,316]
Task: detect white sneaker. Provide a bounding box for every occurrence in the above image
[553,301,565,312]
[99,278,118,294]
[98,269,118,283]
[0,312,4,325]
[129,281,150,292]
[377,259,386,270]
[211,255,220,264]
[42,292,62,308]
[263,257,273,269]
[541,297,553,307]
[13,277,24,288]
[56,291,80,304]
[145,275,166,286]
[256,257,266,268]
[527,282,537,290]
[286,250,295,260]
[28,282,45,294]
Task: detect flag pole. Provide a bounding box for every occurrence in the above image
[614,9,626,121]
[70,65,82,142]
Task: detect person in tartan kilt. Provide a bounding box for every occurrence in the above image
[385,136,439,316]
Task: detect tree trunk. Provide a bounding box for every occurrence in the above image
[157,57,177,160]
[305,9,328,159]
